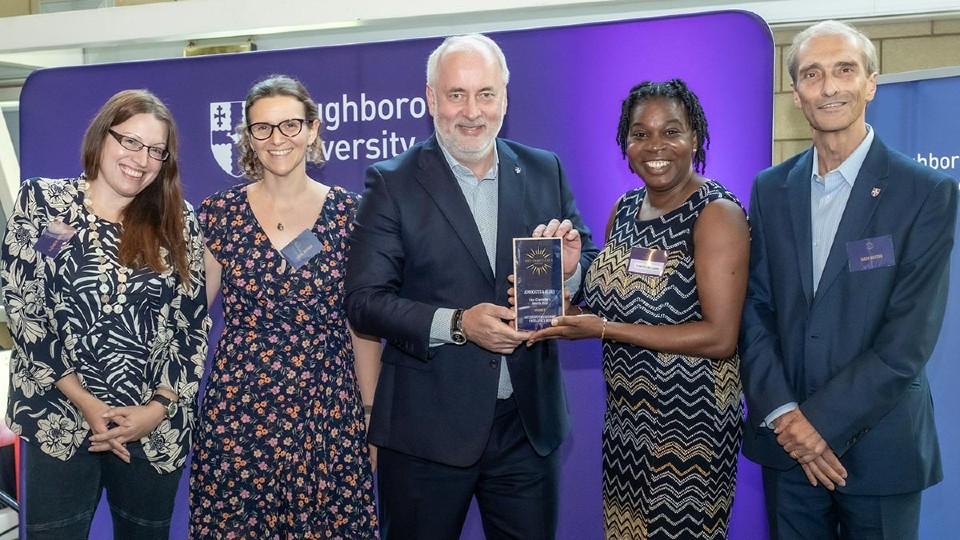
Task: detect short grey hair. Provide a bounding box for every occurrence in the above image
[786,20,879,85]
[425,33,510,88]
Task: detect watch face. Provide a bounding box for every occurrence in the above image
[451,331,467,345]
[152,395,178,419]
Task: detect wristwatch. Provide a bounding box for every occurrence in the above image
[150,394,179,419]
[450,309,468,345]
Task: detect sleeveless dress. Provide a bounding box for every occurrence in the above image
[188,184,378,539]
[583,181,744,539]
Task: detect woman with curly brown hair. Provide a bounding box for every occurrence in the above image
[188,74,380,539]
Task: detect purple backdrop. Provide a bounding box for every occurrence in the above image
[18,10,773,538]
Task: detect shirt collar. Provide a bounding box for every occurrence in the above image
[437,137,500,182]
[811,124,874,187]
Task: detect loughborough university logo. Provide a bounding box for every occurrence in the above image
[210,101,245,177]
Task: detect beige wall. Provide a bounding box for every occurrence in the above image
[771,17,960,164]
[0,0,30,18]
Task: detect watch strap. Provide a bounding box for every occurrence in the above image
[150,394,173,407]
[150,394,177,419]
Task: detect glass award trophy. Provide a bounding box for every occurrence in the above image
[513,237,564,331]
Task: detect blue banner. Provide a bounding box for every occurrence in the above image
[867,70,960,540]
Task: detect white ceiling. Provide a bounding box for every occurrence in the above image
[1,0,959,103]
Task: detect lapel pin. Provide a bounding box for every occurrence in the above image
[514,166,521,174]
[871,187,881,197]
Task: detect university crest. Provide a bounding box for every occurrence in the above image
[209,101,245,177]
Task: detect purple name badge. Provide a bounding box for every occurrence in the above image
[34,220,76,257]
[280,229,323,270]
[846,235,895,272]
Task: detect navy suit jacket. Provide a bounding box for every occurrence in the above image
[345,135,598,467]
[740,136,958,495]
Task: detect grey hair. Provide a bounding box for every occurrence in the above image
[425,33,510,88]
[786,20,879,85]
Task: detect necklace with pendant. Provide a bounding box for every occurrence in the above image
[267,182,312,232]
[78,178,132,315]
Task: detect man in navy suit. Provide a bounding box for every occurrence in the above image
[740,20,958,539]
[345,33,597,539]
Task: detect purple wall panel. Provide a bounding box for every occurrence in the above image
[19,10,773,538]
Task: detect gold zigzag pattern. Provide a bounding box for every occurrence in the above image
[586,185,744,540]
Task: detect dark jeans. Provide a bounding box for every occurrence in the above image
[23,443,182,540]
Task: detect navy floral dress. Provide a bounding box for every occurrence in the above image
[188,184,378,539]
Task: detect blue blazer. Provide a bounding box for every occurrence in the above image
[740,136,957,495]
[345,135,598,467]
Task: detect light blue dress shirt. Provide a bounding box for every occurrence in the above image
[764,125,875,427]
[427,140,582,399]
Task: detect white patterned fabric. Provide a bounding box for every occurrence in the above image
[1,177,209,473]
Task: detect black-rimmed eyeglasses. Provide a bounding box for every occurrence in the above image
[108,129,170,162]
[246,118,306,141]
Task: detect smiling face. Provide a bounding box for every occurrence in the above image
[427,47,507,174]
[91,112,167,207]
[625,97,697,193]
[792,32,877,143]
[247,95,319,182]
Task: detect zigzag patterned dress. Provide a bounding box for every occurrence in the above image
[583,181,744,539]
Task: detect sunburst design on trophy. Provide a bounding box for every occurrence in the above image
[524,246,552,276]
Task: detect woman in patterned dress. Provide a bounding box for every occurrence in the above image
[1,89,209,539]
[528,79,749,539]
[188,75,381,538]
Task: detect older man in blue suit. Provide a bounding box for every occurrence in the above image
[740,20,958,539]
[345,34,597,539]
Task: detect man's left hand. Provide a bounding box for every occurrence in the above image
[532,219,581,278]
[799,448,847,490]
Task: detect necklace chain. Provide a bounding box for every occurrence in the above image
[78,178,132,315]
[261,181,314,232]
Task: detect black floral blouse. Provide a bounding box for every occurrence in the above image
[1,177,210,473]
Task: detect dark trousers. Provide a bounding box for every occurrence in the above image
[23,443,182,540]
[377,396,561,540]
[762,464,922,540]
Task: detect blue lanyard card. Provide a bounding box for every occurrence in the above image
[280,229,324,270]
[846,235,895,272]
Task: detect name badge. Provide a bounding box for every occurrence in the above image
[628,247,668,276]
[280,230,324,270]
[846,235,895,272]
[35,220,76,257]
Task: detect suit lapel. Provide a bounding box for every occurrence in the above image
[787,150,815,308]
[812,138,890,308]
[494,141,526,304]
[414,136,495,285]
